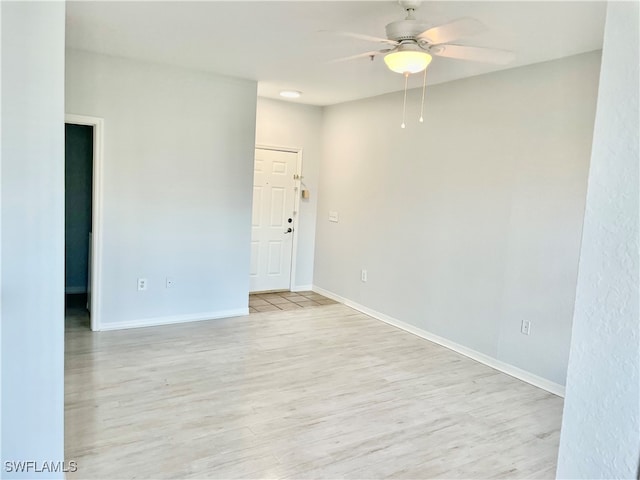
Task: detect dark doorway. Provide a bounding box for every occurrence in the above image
[65,123,93,319]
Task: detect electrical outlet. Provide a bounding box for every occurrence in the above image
[521,320,531,335]
[361,269,368,282]
[137,278,147,291]
[166,277,175,289]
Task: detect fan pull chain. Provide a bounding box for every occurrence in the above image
[419,67,427,123]
[401,72,409,129]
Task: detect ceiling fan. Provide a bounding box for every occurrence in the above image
[328,1,514,128]
[330,0,515,74]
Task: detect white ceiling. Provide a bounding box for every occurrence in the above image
[65,1,606,106]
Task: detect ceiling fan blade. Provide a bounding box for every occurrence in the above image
[328,49,393,64]
[430,44,515,64]
[321,30,399,46]
[418,18,486,45]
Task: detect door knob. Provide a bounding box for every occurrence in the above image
[285,227,293,234]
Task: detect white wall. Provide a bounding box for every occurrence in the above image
[1,2,66,477]
[314,52,601,387]
[557,2,639,478]
[66,50,257,328]
[255,98,323,289]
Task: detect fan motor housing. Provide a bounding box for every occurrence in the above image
[385,20,430,42]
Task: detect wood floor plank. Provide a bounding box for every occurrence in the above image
[65,304,562,479]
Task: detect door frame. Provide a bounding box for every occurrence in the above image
[65,114,104,331]
[254,144,303,291]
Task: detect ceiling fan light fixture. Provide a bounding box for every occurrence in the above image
[384,49,432,75]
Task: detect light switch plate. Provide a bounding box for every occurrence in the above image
[329,211,339,223]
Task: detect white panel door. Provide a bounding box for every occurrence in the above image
[250,148,297,292]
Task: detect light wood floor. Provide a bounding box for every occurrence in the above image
[65,304,563,479]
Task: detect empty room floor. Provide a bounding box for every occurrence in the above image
[249,291,337,313]
[65,303,563,479]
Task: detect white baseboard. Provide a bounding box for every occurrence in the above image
[291,284,313,292]
[65,286,87,294]
[312,285,565,398]
[98,308,248,332]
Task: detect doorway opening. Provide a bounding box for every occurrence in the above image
[65,123,92,327]
[64,114,104,331]
[250,146,302,293]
